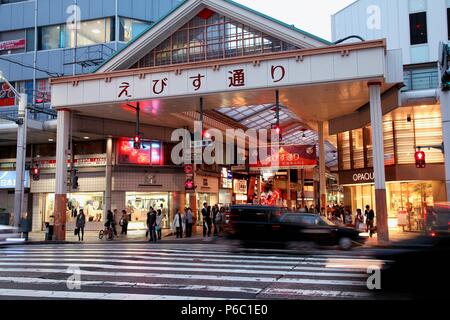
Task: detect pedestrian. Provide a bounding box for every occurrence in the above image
[147,209,157,242]
[119,210,128,236]
[201,202,210,237]
[106,210,116,238]
[156,209,163,240]
[184,207,193,238]
[75,209,86,241]
[149,207,153,238]
[212,204,219,236]
[355,209,364,231]
[365,205,375,237]
[215,206,226,236]
[172,208,183,239]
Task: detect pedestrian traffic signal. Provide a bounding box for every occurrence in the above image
[440,42,450,91]
[133,135,141,149]
[415,150,426,168]
[32,167,40,181]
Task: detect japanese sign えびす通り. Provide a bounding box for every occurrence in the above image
[249,145,317,170]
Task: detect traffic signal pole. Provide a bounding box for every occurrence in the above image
[440,91,450,201]
[439,42,450,202]
[13,93,28,230]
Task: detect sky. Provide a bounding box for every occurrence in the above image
[234,0,357,41]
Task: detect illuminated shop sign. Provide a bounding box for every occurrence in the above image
[0,39,25,51]
[250,145,317,170]
[118,139,163,166]
[221,168,233,189]
[0,171,30,189]
[233,179,247,194]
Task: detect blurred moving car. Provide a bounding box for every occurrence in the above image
[0,225,23,245]
[426,202,450,244]
[228,205,366,250]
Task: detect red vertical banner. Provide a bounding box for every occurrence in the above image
[248,177,256,197]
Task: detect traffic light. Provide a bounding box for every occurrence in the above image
[72,170,79,189]
[32,167,40,181]
[133,135,141,149]
[440,43,450,91]
[415,150,426,168]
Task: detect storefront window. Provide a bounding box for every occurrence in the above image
[126,193,169,228]
[132,11,299,69]
[43,193,104,226]
[352,129,364,169]
[387,181,434,231]
[395,120,416,164]
[338,132,351,170]
[38,25,63,50]
[119,18,151,42]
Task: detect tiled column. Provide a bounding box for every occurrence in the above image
[104,137,113,221]
[369,82,389,243]
[318,121,327,209]
[54,109,70,240]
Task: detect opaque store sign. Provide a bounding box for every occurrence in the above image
[0,171,30,189]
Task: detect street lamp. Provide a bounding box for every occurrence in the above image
[0,70,28,232]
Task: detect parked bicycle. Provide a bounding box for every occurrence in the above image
[99,225,114,241]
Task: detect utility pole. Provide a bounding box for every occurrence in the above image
[14,93,28,230]
[0,71,28,230]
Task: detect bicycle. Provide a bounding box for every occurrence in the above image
[99,225,114,241]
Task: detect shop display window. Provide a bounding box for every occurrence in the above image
[43,193,104,225]
[126,193,169,228]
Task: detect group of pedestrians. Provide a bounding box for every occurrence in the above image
[146,207,164,242]
[201,203,225,238]
[172,207,194,238]
[327,204,376,237]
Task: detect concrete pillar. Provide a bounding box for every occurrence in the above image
[287,169,292,209]
[104,137,113,220]
[54,109,70,240]
[369,82,389,243]
[14,94,28,229]
[440,91,450,201]
[318,121,327,209]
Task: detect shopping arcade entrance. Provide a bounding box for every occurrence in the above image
[49,0,403,242]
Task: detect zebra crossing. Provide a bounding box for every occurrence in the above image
[0,243,387,300]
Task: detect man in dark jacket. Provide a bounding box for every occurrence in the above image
[202,202,211,237]
[147,210,157,242]
[365,205,375,237]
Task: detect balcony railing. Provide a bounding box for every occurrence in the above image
[402,69,439,92]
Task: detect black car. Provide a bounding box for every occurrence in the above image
[228,205,365,250]
[228,205,287,238]
[277,213,366,250]
[426,202,450,246]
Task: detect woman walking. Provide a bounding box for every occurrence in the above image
[172,208,183,239]
[75,209,86,241]
[156,209,163,240]
[119,210,128,236]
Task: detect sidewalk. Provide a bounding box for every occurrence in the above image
[19,229,215,245]
[361,229,430,248]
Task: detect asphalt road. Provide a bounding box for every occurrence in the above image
[0,241,403,300]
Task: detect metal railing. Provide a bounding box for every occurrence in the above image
[402,69,439,92]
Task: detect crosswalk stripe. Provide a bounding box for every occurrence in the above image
[0,262,367,281]
[0,256,368,273]
[2,248,385,265]
[0,267,367,286]
[0,277,262,294]
[0,253,306,266]
[0,288,229,300]
[260,287,372,299]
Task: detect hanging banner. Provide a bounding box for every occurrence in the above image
[250,145,317,170]
[0,82,15,107]
[0,39,25,51]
